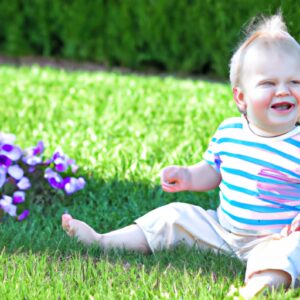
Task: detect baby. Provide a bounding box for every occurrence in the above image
[62,14,300,299]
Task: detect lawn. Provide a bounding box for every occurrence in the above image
[0,65,297,299]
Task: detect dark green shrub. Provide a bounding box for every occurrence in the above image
[0,0,298,78]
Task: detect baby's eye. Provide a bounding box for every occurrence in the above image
[290,80,300,84]
[260,81,275,86]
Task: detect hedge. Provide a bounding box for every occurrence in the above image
[0,0,299,78]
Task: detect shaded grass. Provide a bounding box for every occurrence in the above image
[0,247,244,299]
[0,65,295,299]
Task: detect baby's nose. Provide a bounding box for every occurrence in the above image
[275,85,290,97]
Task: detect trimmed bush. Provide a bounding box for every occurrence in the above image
[0,0,299,78]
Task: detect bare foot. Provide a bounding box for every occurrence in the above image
[62,214,100,246]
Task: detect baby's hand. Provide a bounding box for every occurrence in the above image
[161,165,190,192]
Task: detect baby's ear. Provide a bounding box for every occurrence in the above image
[233,87,247,113]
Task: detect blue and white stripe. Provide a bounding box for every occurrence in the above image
[204,116,300,235]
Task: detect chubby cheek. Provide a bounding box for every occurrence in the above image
[248,98,268,116]
[248,89,271,107]
[245,102,270,127]
[296,105,300,120]
[291,91,300,117]
[294,93,300,107]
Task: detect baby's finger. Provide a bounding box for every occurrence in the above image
[163,179,177,186]
[162,183,179,193]
[162,187,177,193]
[161,167,177,180]
[161,173,177,184]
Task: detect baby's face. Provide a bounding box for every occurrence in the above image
[234,42,300,136]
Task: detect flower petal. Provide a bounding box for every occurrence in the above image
[33,141,44,155]
[0,155,12,167]
[44,168,56,178]
[77,177,86,190]
[13,191,25,204]
[0,196,17,217]
[2,195,12,203]
[64,178,77,194]
[17,209,29,221]
[24,141,45,158]
[45,169,64,189]
[1,144,22,161]
[52,148,64,161]
[17,177,31,190]
[22,155,42,166]
[8,164,24,180]
[54,157,68,172]
[64,177,86,194]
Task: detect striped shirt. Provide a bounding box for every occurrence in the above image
[204,116,300,236]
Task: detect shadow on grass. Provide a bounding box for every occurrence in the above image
[80,245,245,281]
[0,176,244,278]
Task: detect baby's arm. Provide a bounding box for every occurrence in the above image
[161,160,221,193]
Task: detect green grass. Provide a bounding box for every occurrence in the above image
[0,65,297,299]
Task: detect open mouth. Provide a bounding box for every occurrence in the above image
[270,102,295,111]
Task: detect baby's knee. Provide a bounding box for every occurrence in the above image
[162,202,186,222]
[164,202,189,212]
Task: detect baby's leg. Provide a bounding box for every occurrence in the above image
[238,269,291,299]
[233,233,298,299]
[62,214,151,253]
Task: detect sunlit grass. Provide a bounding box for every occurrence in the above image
[0,65,294,299]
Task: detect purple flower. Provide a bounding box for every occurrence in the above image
[0,195,17,216]
[17,177,31,190]
[17,209,29,221]
[54,157,68,172]
[8,164,24,180]
[52,151,61,161]
[0,144,22,161]
[63,176,86,194]
[0,135,86,221]
[24,141,44,157]
[22,155,42,166]
[0,155,12,167]
[33,141,44,155]
[76,177,86,189]
[22,141,44,167]
[44,168,64,189]
[13,191,25,204]
[52,149,78,173]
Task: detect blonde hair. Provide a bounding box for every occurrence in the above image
[229,14,300,88]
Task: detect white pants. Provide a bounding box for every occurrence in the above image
[135,202,300,286]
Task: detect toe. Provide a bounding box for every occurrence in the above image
[62,214,74,233]
[62,213,73,222]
